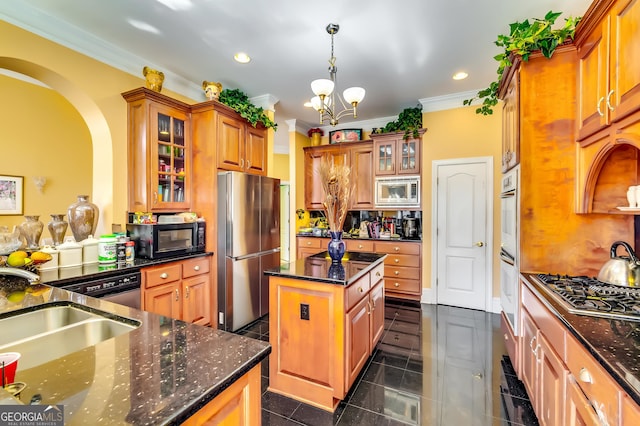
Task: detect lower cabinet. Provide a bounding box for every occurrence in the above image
[521,278,635,426]
[269,261,384,411]
[142,256,212,326]
[182,364,261,425]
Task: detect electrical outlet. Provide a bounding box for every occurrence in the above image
[300,303,310,320]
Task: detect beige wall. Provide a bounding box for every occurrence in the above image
[272,154,290,183]
[0,20,196,237]
[0,76,92,235]
[421,105,503,298]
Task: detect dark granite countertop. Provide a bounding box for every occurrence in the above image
[296,234,421,242]
[40,252,213,287]
[264,251,386,285]
[521,272,640,405]
[0,280,270,424]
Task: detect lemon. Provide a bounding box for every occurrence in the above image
[7,291,25,303]
[7,251,28,267]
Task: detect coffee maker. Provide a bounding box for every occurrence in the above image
[402,217,420,239]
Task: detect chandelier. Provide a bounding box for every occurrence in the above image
[310,23,365,126]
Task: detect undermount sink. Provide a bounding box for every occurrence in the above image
[0,303,140,369]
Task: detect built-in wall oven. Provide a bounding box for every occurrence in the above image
[500,166,519,335]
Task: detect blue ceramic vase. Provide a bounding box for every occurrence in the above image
[327,231,345,263]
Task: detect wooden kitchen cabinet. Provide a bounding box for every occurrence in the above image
[268,260,384,411]
[142,256,212,326]
[303,145,350,210]
[576,0,640,141]
[499,63,520,172]
[349,142,375,209]
[371,130,425,176]
[122,87,192,212]
[216,108,267,176]
[374,240,421,301]
[182,364,261,426]
[296,236,326,259]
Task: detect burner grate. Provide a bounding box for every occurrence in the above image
[536,273,640,321]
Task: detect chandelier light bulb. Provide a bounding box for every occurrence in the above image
[311,79,334,97]
[343,87,366,104]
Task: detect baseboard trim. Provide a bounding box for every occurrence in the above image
[419,289,502,314]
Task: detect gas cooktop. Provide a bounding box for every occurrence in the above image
[534,274,640,321]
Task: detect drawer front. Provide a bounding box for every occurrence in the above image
[370,262,384,284]
[384,265,420,281]
[375,241,420,255]
[297,237,323,249]
[144,263,182,288]
[384,278,421,294]
[565,332,621,425]
[346,274,371,311]
[383,253,420,268]
[182,257,210,278]
[345,239,374,252]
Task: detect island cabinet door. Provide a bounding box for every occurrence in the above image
[345,296,371,391]
[369,280,385,348]
[182,274,211,326]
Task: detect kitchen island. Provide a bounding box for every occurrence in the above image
[264,251,386,412]
[0,278,269,425]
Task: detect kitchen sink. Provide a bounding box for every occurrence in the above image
[0,303,140,369]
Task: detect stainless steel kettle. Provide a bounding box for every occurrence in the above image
[597,241,640,287]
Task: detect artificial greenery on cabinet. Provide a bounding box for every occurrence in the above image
[464,11,581,115]
[379,104,423,139]
[218,88,277,130]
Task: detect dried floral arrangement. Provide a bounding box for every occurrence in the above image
[318,154,353,233]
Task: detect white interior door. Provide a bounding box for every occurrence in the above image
[433,158,491,310]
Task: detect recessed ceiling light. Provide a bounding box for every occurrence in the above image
[234,52,251,64]
[127,19,160,34]
[453,71,468,80]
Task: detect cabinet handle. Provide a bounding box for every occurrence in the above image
[160,273,168,279]
[175,289,179,301]
[185,286,190,299]
[367,301,372,315]
[394,282,400,287]
[394,258,400,263]
[606,89,615,111]
[359,287,364,293]
[394,271,400,276]
[307,241,312,246]
[376,271,381,277]
[597,96,605,116]
[358,244,364,249]
[504,333,509,341]
[154,191,158,205]
[247,160,251,169]
[240,159,244,168]
[393,247,400,252]
[194,265,200,271]
[529,335,537,351]
[578,367,593,384]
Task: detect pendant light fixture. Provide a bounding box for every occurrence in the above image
[310,23,365,126]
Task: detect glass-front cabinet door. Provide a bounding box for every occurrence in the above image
[374,141,395,175]
[151,106,190,210]
[398,138,420,175]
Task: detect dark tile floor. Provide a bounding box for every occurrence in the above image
[237,298,538,425]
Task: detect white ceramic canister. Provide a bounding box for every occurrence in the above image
[81,235,99,264]
[98,234,117,263]
[38,245,59,270]
[57,238,83,268]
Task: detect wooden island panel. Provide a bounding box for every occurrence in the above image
[268,256,385,412]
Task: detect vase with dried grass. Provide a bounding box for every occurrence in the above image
[319,154,353,263]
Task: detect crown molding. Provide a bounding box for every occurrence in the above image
[419,90,483,112]
[250,94,279,112]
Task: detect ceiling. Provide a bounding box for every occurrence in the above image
[0,0,591,152]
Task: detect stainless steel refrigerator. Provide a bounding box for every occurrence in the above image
[217,171,280,331]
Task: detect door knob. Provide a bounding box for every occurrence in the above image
[475,241,484,247]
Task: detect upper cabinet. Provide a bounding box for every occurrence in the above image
[216,107,267,176]
[303,144,350,210]
[574,0,640,214]
[499,63,520,173]
[576,0,640,142]
[123,88,192,212]
[371,130,425,176]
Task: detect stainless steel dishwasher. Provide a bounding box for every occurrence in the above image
[57,271,141,309]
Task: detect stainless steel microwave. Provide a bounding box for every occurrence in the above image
[374,176,420,208]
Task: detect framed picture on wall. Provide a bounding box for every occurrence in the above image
[329,129,362,144]
[0,175,24,215]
